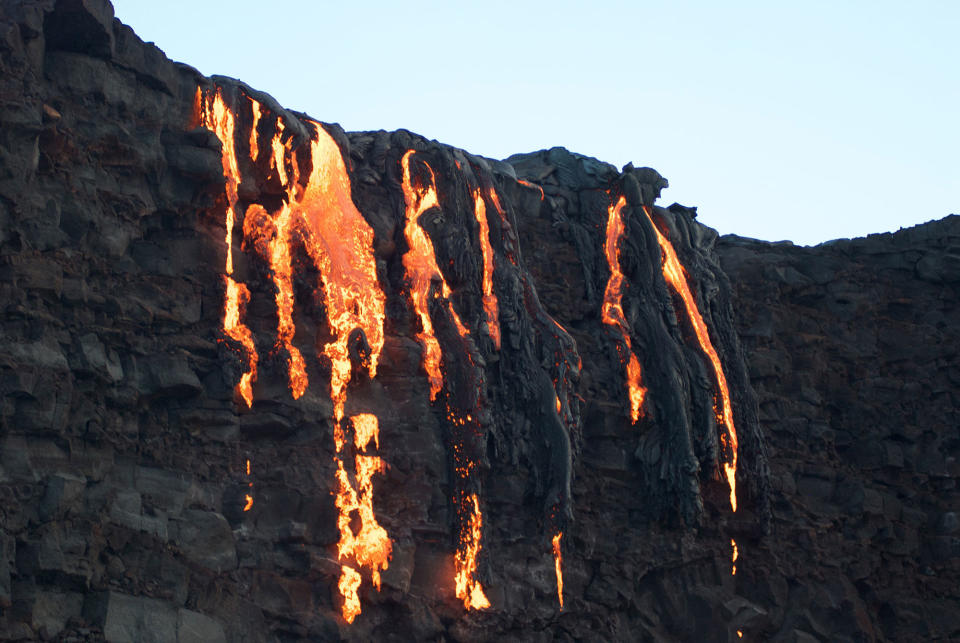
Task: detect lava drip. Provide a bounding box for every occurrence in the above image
[241,117,308,400]
[243,458,253,512]
[601,194,647,423]
[552,532,564,609]
[472,189,501,350]
[197,87,258,407]
[731,538,738,575]
[334,413,392,623]
[641,205,739,512]
[454,491,491,610]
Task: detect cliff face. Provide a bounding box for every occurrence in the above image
[0,1,957,641]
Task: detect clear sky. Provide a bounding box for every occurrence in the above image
[111,1,958,245]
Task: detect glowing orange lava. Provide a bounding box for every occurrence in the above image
[518,179,545,201]
[642,205,739,511]
[338,565,362,624]
[601,195,647,422]
[552,532,564,609]
[249,99,261,162]
[333,414,391,622]
[296,122,386,421]
[198,88,259,407]
[731,538,738,575]
[400,151,472,399]
[455,493,491,610]
[242,494,253,512]
[473,189,501,349]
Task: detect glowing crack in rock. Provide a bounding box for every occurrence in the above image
[334,414,392,622]
[473,188,501,349]
[552,532,564,609]
[601,195,647,422]
[197,88,258,407]
[455,493,491,610]
[518,179,545,201]
[642,205,739,512]
[399,150,470,399]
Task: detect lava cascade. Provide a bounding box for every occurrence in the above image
[552,532,564,609]
[473,188,501,349]
[642,206,739,511]
[198,88,258,407]
[601,195,647,422]
[199,86,391,623]
[454,493,491,610]
[334,414,392,623]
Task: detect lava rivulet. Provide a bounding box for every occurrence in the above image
[601,195,647,422]
[552,532,564,609]
[642,205,739,511]
[455,493,491,610]
[334,413,392,623]
[473,189,501,349]
[400,151,470,399]
[731,538,738,575]
[197,88,258,407]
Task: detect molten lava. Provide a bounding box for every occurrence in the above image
[455,493,491,610]
[243,458,253,512]
[249,99,261,162]
[601,195,647,422]
[642,205,739,511]
[197,88,258,407]
[296,121,386,422]
[552,532,564,609]
[731,538,738,575]
[473,189,501,349]
[518,179,545,201]
[334,414,392,621]
[400,151,471,399]
[338,565,363,625]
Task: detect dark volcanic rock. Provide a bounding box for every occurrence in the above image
[0,1,957,641]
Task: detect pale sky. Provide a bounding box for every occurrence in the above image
[111,1,958,245]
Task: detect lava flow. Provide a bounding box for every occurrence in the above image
[642,205,739,511]
[197,88,258,407]
[297,121,386,421]
[552,532,564,609]
[334,413,392,623]
[243,458,253,512]
[473,189,501,349]
[400,151,470,399]
[454,493,491,610]
[601,195,647,422]
[731,538,738,575]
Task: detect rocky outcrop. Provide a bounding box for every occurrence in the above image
[0,0,957,641]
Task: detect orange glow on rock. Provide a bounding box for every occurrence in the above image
[601,195,646,422]
[297,122,386,422]
[242,494,253,512]
[338,565,363,624]
[642,205,739,511]
[199,88,259,407]
[334,414,392,622]
[455,493,490,610]
[552,532,564,609]
[473,189,501,349]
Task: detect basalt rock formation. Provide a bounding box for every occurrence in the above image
[0,1,957,641]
